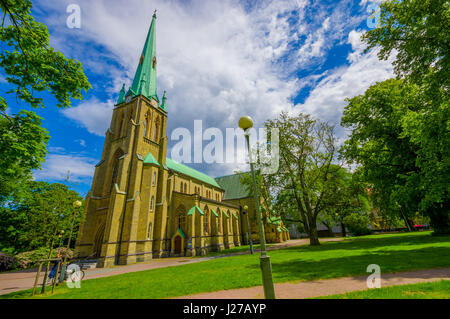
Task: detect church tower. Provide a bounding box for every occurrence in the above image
[76,11,170,267]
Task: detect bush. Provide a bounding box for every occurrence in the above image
[15,247,74,269]
[0,252,17,271]
[343,213,372,236]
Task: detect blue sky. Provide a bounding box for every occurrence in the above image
[1,0,393,196]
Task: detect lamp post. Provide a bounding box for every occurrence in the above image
[59,200,82,284]
[243,205,254,254]
[238,115,275,299]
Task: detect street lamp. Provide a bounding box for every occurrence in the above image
[239,115,275,299]
[59,200,82,284]
[243,205,254,254]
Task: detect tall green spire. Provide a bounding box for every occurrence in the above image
[126,10,158,101]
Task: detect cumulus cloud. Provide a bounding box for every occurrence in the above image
[34,153,96,183]
[33,0,394,178]
[293,29,394,133]
[62,98,114,136]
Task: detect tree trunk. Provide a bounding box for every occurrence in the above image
[428,203,450,235]
[341,222,346,237]
[308,223,320,245]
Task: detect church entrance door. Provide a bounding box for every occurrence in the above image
[174,235,182,254]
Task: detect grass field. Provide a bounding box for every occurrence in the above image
[2,231,449,299]
[317,280,450,299]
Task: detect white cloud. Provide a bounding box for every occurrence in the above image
[62,98,114,136]
[33,0,394,178]
[293,29,395,132]
[34,154,96,183]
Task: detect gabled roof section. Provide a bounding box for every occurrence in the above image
[166,158,222,189]
[143,152,160,166]
[188,206,204,216]
[215,174,250,200]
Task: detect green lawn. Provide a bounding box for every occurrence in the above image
[317,280,450,299]
[2,231,449,299]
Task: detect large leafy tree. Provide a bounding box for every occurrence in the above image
[341,79,449,234]
[262,112,340,245]
[318,167,371,237]
[0,181,84,254]
[0,0,90,200]
[355,0,449,234]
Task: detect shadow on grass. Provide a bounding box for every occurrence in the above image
[255,246,450,282]
[283,232,449,253]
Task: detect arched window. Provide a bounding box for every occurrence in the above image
[152,171,156,186]
[117,114,124,139]
[203,208,209,234]
[109,149,124,194]
[218,210,221,231]
[147,222,152,239]
[180,182,183,192]
[150,196,154,211]
[184,183,187,193]
[154,117,160,142]
[176,205,186,231]
[144,111,151,138]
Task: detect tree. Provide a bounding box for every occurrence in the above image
[0,181,84,254]
[0,0,90,200]
[361,0,449,234]
[262,112,340,245]
[341,79,449,234]
[363,0,449,90]
[319,167,371,237]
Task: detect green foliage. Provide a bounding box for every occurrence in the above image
[0,97,49,200]
[0,252,16,271]
[363,0,449,91]
[14,246,73,269]
[341,78,449,234]
[359,0,449,234]
[0,181,84,254]
[342,213,372,236]
[263,112,341,245]
[318,167,371,235]
[0,0,91,202]
[0,0,91,109]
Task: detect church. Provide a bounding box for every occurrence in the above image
[75,12,290,268]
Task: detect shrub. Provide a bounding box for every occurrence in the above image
[343,213,372,236]
[15,247,74,269]
[0,252,17,271]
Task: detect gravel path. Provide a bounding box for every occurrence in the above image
[175,268,450,299]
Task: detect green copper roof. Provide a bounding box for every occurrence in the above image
[176,228,186,239]
[188,206,204,216]
[160,91,167,111]
[215,174,250,200]
[116,84,125,105]
[223,211,230,218]
[126,12,159,104]
[211,208,219,217]
[166,158,222,189]
[232,213,239,220]
[143,152,160,166]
